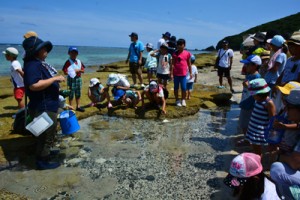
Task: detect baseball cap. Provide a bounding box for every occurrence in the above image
[222,40,229,44]
[286,88,300,106]
[240,55,262,65]
[191,55,196,62]
[68,46,79,53]
[267,35,285,47]
[162,32,171,38]
[2,47,19,57]
[224,153,263,188]
[129,32,138,37]
[146,43,154,49]
[277,81,300,95]
[89,78,100,87]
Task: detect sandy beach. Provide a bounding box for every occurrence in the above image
[0,51,247,199]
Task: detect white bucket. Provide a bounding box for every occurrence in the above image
[26,112,53,137]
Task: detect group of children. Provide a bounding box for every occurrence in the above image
[225,30,300,199]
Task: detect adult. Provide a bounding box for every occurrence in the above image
[270,88,300,200]
[22,36,65,170]
[264,35,287,89]
[126,32,145,88]
[276,30,300,86]
[215,40,234,92]
[167,35,177,54]
[157,31,171,50]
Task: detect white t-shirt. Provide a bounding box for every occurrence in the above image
[10,60,24,88]
[217,48,234,68]
[260,177,281,200]
[157,38,166,50]
[186,64,198,83]
[156,54,171,75]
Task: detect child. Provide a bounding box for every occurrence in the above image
[106,73,130,108]
[88,78,108,107]
[246,78,276,156]
[237,55,262,146]
[259,51,270,78]
[186,55,198,100]
[270,88,300,200]
[3,47,25,108]
[122,90,141,109]
[152,43,172,89]
[224,152,280,199]
[62,46,85,112]
[171,38,192,107]
[144,43,157,83]
[141,80,167,114]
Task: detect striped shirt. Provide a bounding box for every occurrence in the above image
[246,98,271,145]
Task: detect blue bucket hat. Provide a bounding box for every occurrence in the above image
[22,37,53,58]
[113,89,126,100]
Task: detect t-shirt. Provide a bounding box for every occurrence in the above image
[265,53,287,85]
[156,53,171,75]
[145,51,157,69]
[186,64,198,83]
[260,177,281,200]
[217,48,234,68]
[157,38,166,50]
[172,50,191,76]
[125,90,138,99]
[10,60,24,88]
[62,58,85,78]
[129,41,144,63]
[24,59,59,112]
[90,84,104,100]
[281,57,300,84]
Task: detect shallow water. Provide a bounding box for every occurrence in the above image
[0,105,240,199]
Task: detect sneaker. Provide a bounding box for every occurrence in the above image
[36,160,60,170]
[181,100,186,107]
[176,100,182,107]
[107,102,113,108]
[217,85,225,89]
[140,83,145,88]
[76,107,85,112]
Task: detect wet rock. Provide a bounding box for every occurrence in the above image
[66,158,84,167]
[201,100,217,109]
[95,158,107,164]
[145,175,155,181]
[69,141,84,148]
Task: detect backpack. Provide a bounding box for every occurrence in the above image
[12,108,31,135]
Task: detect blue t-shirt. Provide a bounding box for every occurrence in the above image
[129,41,144,63]
[265,53,287,85]
[281,57,300,84]
[24,59,60,112]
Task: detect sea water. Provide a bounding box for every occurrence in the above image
[0,44,205,76]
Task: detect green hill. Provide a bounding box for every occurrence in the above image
[216,12,300,50]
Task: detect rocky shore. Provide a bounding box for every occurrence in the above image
[0,52,245,199]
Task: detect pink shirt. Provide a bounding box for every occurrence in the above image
[172,50,191,76]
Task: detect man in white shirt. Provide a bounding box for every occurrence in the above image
[215,40,234,93]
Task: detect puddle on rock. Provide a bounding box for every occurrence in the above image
[0,105,240,199]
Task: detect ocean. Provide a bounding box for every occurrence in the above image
[0,44,204,76]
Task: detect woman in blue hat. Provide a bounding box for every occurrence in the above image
[23,36,65,170]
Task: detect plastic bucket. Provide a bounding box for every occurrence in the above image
[59,110,80,135]
[264,115,287,144]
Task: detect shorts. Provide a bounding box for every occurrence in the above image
[14,87,25,100]
[186,82,194,91]
[129,62,142,75]
[217,66,230,77]
[68,76,82,99]
[156,73,170,81]
[174,76,187,91]
[147,68,157,75]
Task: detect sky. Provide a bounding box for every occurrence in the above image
[0,0,299,49]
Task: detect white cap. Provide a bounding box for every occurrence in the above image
[2,47,19,57]
[89,78,100,87]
